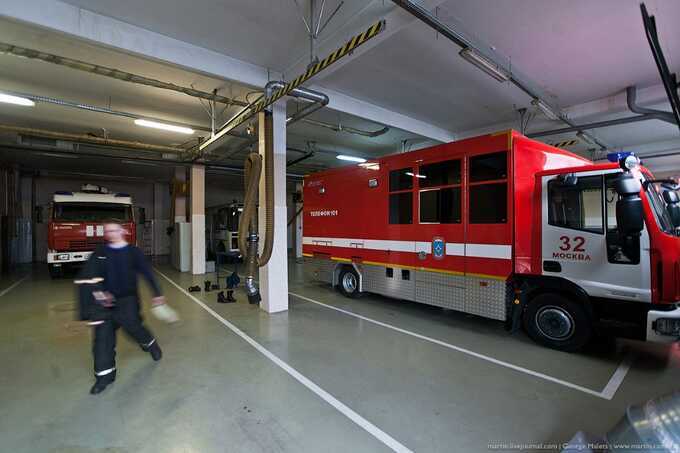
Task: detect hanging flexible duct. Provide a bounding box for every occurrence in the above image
[0,42,247,107]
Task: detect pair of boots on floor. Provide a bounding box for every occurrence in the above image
[217,290,236,303]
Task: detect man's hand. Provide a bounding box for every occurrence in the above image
[151,296,166,306]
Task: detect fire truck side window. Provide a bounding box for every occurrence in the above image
[418,159,462,224]
[469,152,508,224]
[548,175,604,234]
[389,168,414,224]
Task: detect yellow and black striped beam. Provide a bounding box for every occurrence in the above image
[200,20,386,154]
[549,139,578,148]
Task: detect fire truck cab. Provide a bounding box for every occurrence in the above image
[303,130,680,351]
[47,184,135,277]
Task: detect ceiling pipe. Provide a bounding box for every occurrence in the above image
[286,148,315,167]
[529,86,676,139]
[0,42,247,107]
[0,124,187,153]
[626,86,677,124]
[299,118,390,137]
[207,83,329,160]
[0,143,305,179]
[390,0,608,150]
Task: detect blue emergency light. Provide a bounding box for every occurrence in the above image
[606,151,633,163]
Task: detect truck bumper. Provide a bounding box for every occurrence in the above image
[47,251,92,264]
[646,305,680,343]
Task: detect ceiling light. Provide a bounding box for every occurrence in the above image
[134,119,194,135]
[531,99,561,121]
[336,154,366,163]
[459,48,510,82]
[121,159,160,167]
[35,152,77,159]
[0,93,35,106]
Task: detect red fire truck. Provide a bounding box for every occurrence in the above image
[47,184,135,277]
[303,130,680,351]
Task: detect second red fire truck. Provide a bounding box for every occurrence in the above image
[47,184,136,277]
[303,130,680,351]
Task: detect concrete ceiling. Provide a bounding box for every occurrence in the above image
[1,0,679,179]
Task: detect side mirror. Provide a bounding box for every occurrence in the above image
[615,173,644,235]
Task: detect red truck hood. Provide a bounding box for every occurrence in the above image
[49,222,134,251]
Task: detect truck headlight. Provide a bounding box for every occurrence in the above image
[654,318,680,336]
[56,254,70,261]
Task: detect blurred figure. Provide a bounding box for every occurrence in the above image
[76,221,167,395]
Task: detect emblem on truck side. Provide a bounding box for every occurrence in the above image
[433,237,445,260]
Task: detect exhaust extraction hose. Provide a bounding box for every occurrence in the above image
[237,111,275,303]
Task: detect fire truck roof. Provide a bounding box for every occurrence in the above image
[52,192,132,204]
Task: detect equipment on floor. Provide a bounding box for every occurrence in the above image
[204,280,212,292]
[188,285,200,292]
[211,283,220,290]
[217,290,236,304]
[303,130,680,352]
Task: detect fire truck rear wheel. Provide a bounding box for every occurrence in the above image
[523,293,592,352]
[338,267,361,298]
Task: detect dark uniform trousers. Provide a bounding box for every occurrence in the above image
[93,295,155,377]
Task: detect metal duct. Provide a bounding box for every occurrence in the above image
[0,124,186,153]
[529,86,676,139]
[0,42,247,106]
[299,118,389,137]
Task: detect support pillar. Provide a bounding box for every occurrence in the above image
[190,165,205,275]
[258,102,288,313]
[173,167,187,224]
[295,182,303,260]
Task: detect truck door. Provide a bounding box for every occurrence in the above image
[541,171,651,302]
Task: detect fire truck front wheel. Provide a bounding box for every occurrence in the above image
[523,293,592,352]
[338,267,361,298]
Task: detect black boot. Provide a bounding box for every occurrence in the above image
[217,291,228,303]
[226,290,237,303]
[188,285,200,292]
[142,339,162,361]
[90,370,116,395]
[204,280,212,292]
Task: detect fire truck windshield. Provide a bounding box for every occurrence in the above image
[645,181,677,235]
[53,202,132,223]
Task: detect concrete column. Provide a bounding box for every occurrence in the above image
[258,102,288,313]
[190,165,206,275]
[295,182,303,259]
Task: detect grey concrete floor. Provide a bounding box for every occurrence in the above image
[1,259,679,453]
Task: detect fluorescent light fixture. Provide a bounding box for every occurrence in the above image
[459,48,510,82]
[0,93,35,106]
[36,152,77,159]
[336,154,366,163]
[406,171,426,179]
[134,119,194,134]
[531,99,560,121]
[121,159,159,167]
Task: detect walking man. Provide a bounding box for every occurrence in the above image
[76,221,167,395]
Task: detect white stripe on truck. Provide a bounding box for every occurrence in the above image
[302,236,511,260]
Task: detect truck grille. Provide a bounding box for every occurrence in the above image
[69,240,87,249]
[87,238,106,247]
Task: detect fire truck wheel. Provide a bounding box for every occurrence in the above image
[48,264,64,279]
[523,293,592,352]
[338,267,361,298]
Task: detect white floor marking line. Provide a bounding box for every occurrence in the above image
[0,276,28,298]
[290,292,619,400]
[155,269,412,453]
[600,351,635,400]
